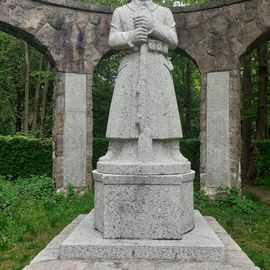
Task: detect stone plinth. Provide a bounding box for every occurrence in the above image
[93,170,194,240]
[60,210,225,262]
[23,212,260,270]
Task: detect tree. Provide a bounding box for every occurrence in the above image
[256,43,269,140]
[23,42,30,135]
[241,54,253,183]
[32,55,44,132]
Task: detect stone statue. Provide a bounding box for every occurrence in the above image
[94,0,194,241]
[98,0,190,175]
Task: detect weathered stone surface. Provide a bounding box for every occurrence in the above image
[237,21,262,48]
[60,210,225,262]
[94,171,194,240]
[63,73,87,188]
[10,5,25,25]
[257,0,270,30]
[23,8,46,34]
[228,70,241,189]
[23,213,260,270]
[35,23,57,47]
[0,0,269,74]
[0,3,10,22]
[205,71,230,190]
[86,74,94,189]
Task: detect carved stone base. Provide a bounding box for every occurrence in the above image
[93,170,195,240]
[97,139,191,175]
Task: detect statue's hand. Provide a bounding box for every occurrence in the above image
[133,14,154,33]
[130,27,148,46]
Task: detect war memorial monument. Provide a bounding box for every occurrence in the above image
[20,0,262,269]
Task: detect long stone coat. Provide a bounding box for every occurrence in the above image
[107,0,183,140]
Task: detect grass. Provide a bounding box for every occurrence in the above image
[0,176,270,270]
[0,176,93,270]
[194,187,270,270]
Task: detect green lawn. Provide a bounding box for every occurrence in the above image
[0,176,269,270]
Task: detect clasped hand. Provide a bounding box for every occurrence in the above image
[130,14,154,46]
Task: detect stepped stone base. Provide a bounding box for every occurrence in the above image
[23,212,260,270]
[60,210,224,262]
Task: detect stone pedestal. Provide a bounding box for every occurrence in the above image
[93,170,195,240]
[60,210,225,262]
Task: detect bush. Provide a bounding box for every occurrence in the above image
[0,136,52,179]
[0,136,200,178]
[215,188,257,215]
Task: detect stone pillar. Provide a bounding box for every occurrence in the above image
[53,72,93,191]
[200,71,241,195]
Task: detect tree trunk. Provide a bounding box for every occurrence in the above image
[256,42,268,140]
[32,55,44,132]
[23,42,30,135]
[13,66,22,133]
[39,64,50,136]
[241,55,252,184]
[185,60,192,138]
[246,42,269,184]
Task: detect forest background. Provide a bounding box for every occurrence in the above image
[0,0,269,187]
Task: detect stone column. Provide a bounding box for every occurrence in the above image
[201,70,241,195]
[53,72,93,191]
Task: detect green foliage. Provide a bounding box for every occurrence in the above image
[93,55,121,138]
[0,176,93,269]
[171,52,201,138]
[254,140,270,189]
[16,176,55,200]
[1,176,270,269]
[194,188,257,215]
[215,188,257,215]
[92,138,109,168]
[0,33,24,135]
[0,32,54,137]
[0,135,52,179]
[195,190,270,270]
[180,138,200,173]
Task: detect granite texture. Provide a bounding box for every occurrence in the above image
[205,71,230,191]
[23,212,260,270]
[60,210,224,262]
[98,4,185,174]
[63,73,87,189]
[93,171,194,239]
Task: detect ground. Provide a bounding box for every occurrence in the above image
[0,177,270,270]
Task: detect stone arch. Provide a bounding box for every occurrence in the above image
[237,0,270,59]
[0,3,56,65]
